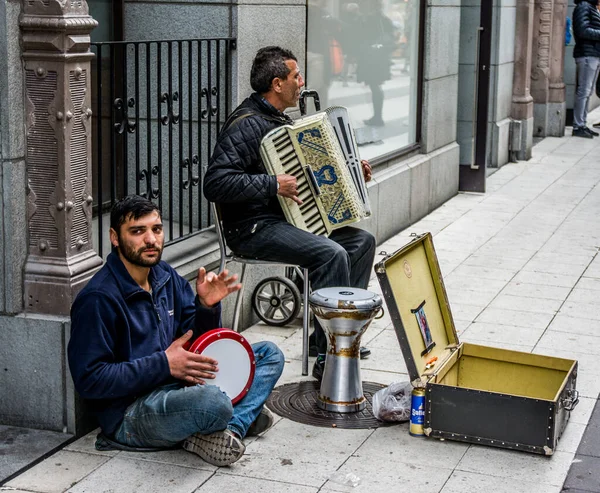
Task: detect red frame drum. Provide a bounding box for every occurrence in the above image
[188,328,256,404]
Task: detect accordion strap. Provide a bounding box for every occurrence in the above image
[220,105,289,137]
[219,108,254,135]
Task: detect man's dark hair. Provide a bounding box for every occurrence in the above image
[250,46,297,94]
[110,195,161,234]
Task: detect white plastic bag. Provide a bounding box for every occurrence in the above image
[372,381,412,422]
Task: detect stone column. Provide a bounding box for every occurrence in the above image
[20,0,102,316]
[1,0,28,315]
[511,0,535,160]
[547,0,568,135]
[530,0,553,137]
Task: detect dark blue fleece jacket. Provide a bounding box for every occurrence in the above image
[68,252,221,435]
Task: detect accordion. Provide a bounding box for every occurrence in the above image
[260,108,371,236]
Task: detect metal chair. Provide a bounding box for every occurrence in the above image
[211,202,310,375]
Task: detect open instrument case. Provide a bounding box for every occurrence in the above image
[375,233,578,455]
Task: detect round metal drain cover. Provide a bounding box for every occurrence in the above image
[267,381,393,429]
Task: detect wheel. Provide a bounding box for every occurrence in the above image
[251,276,302,327]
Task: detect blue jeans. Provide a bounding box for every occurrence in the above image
[112,341,285,447]
[574,56,600,129]
[225,217,376,353]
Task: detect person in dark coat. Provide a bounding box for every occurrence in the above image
[572,0,600,137]
[203,46,376,381]
[595,75,600,127]
[356,0,397,127]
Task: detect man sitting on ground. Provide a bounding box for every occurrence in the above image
[68,195,285,466]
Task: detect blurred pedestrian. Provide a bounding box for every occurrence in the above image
[307,0,343,109]
[356,0,397,127]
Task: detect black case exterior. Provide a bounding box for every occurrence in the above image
[425,367,577,455]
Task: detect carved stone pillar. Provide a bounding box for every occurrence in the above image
[20,0,102,316]
[530,0,554,137]
[547,0,568,135]
[511,0,535,160]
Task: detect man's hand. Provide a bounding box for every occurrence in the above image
[165,330,219,384]
[361,160,372,182]
[196,267,242,308]
[277,174,303,205]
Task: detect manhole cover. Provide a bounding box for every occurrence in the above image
[267,381,395,429]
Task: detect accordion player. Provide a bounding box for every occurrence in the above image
[259,108,371,237]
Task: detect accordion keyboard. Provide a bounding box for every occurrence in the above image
[262,129,329,236]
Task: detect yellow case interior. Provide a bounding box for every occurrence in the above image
[379,233,576,402]
[432,343,575,401]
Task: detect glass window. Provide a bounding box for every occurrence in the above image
[306,0,421,161]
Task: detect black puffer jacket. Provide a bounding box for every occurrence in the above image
[573,0,600,58]
[203,93,293,228]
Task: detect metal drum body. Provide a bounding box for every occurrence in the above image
[309,287,382,413]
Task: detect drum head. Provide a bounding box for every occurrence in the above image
[189,329,256,404]
[309,287,382,310]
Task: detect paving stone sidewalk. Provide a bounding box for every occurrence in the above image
[2,110,600,493]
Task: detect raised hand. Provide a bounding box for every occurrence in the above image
[361,160,372,182]
[277,174,303,205]
[196,267,242,308]
[165,330,219,384]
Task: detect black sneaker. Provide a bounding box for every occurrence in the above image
[586,126,599,136]
[573,127,593,138]
[312,354,326,381]
[246,407,274,437]
[593,122,600,128]
[309,345,371,359]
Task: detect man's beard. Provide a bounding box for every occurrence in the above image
[117,237,163,267]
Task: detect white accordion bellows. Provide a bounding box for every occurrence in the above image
[325,106,371,216]
[260,109,371,236]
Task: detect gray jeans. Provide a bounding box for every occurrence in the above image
[574,56,600,129]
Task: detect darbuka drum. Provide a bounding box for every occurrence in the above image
[188,329,256,404]
[309,288,382,413]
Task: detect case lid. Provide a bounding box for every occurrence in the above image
[374,233,459,381]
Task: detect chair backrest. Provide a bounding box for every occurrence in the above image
[210,202,230,273]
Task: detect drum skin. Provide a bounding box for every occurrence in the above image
[188,328,256,404]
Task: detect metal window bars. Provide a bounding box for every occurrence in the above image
[90,37,236,257]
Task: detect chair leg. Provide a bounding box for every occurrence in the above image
[302,267,310,376]
[232,264,247,333]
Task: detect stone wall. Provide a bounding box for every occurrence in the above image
[457,0,519,169]
[488,0,516,167]
[0,0,28,316]
[457,0,485,167]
